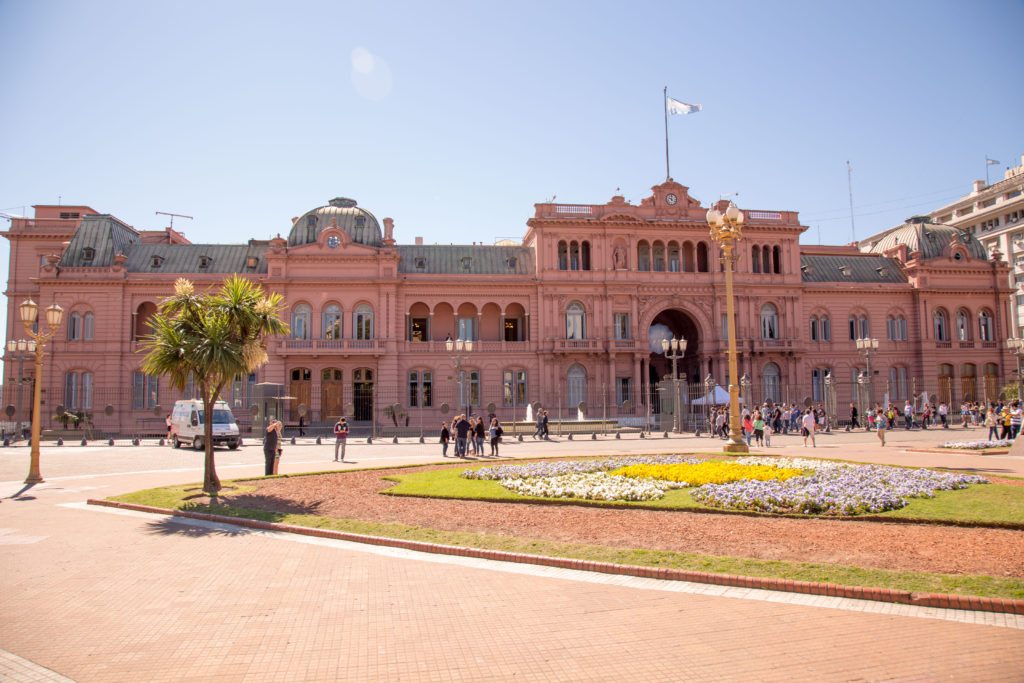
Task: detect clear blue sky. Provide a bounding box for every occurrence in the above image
[1,0,1021,320]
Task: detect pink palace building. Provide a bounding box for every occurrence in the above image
[1,179,1015,435]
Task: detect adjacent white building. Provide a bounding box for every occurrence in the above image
[930,153,1024,335]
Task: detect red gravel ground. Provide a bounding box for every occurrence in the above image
[227,465,1024,577]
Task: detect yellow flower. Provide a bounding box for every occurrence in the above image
[611,461,802,487]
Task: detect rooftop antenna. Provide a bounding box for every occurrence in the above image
[546,194,557,203]
[847,160,856,243]
[155,211,194,230]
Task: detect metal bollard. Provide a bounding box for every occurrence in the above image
[57,438,64,446]
[108,438,115,446]
[290,436,296,446]
[81,438,87,446]
[567,433,573,440]
[615,432,621,439]
[591,433,597,440]
[316,436,322,445]
[393,436,398,444]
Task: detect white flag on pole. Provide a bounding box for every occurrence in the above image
[987,157,1001,166]
[666,97,702,115]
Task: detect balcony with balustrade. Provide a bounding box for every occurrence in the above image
[276,338,387,356]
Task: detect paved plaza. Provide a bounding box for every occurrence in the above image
[2,427,1023,681]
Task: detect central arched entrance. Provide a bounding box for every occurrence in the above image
[648,309,702,417]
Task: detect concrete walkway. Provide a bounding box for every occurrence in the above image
[1,427,1022,681]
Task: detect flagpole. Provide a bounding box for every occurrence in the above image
[847,160,856,243]
[986,157,991,186]
[663,87,671,180]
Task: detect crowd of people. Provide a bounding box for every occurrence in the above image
[439,414,504,458]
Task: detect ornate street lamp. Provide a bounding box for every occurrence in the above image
[703,374,716,435]
[740,373,751,412]
[706,202,749,453]
[1006,338,1024,400]
[445,337,474,416]
[823,370,834,433]
[660,336,687,433]
[18,299,64,484]
[5,339,36,442]
[856,337,879,429]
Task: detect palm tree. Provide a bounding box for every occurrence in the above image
[142,276,289,494]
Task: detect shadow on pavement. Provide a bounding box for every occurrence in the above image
[146,517,257,538]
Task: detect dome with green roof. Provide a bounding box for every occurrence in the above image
[288,197,383,247]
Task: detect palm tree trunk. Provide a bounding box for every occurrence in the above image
[202,395,221,495]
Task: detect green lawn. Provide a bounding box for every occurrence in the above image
[383,466,1024,526]
[108,481,1024,600]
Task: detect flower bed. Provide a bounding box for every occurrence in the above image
[939,440,1012,450]
[691,461,989,516]
[464,455,990,515]
[462,455,701,481]
[611,461,802,487]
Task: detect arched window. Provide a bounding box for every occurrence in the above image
[897,316,907,341]
[637,241,651,271]
[581,241,591,271]
[820,315,831,341]
[134,302,157,341]
[887,315,897,341]
[859,316,869,339]
[353,304,374,340]
[566,302,586,340]
[682,241,695,272]
[809,315,819,341]
[667,241,680,272]
[696,242,709,272]
[569,241,580,270]
[762,245,771,275]
[322,304,342,340]
[67,312,81,340]
[567,364,588,409]
[652,241,665,272]
[772,245,782,274]
[291,303,312,340]
[960,363,977,402]
[979,309,994,341]
[752,245,762,273]
[760,303,779,340]
[956,309,971,341]
[937,363,954,404]
[762,363,781,402]
[83,312,94,340]
[933,309,950,341]
[557,241,568,270]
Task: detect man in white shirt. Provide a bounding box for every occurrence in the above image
[904,401,914,430]
[801,410,816,447]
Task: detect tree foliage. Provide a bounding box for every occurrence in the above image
[141,276,289,494]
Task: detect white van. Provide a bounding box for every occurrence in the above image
[170,399,241,450]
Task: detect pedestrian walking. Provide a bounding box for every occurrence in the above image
[533,411,543,439]
[541,410,550,439]
[904,401,914,430]
[440,421,451,457]
[876,409,887,447]
[801,410,816,447]
[474,416,486,455]
[849,403,859,429]
[333,416,349,462]
[489,417,502,456]
[454,414,471,457]
[985,407,998,441]
[263,418,282,476]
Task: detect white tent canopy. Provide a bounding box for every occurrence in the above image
[692,386,743,406]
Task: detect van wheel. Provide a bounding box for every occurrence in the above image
[173,437,181,449]
[193,437,203,451]
[228,440,239,450]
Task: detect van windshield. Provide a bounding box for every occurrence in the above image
[197,409,234,425]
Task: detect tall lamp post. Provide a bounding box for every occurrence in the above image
[660,336,687,433]
[445,337,474,416]
[5,339,36,441]
[18,299,64,484]
[856,337,879,428]
[703,374,716,436]
[707,202,749,453]
[1006,338,1024,400]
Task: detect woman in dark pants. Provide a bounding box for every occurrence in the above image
[263,419,282,476]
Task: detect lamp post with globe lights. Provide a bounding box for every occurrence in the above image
[5,338,36,441]
[660,336,687,434]
[18,299,64,484]
[1006,337,1024,400]
[706,202,749,453]
[445,337,474,417]
[856,337,879,426]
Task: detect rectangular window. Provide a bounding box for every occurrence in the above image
[810,318,819,341]
[616,377,632,407]
[721,313,728,341]
[132,371,159,410]
[410,317,428,342]
[504,318,521,342]
[468,370,480,406]
[457,317,476,341]
[614,313,631,340]
[503,370,527,406]
[849,317,857,340]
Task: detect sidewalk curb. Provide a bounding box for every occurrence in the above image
[87,498,1024,616]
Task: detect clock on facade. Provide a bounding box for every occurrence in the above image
[326,235,340,248]
[665,193,678,205]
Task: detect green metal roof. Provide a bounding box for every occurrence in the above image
[800,254,906,284]
[859,219,988,261]
[125,244,269,274]
[58,215,139,267]
[397,244,534,275]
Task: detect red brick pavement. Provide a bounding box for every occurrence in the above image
[2,476,1023,681]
